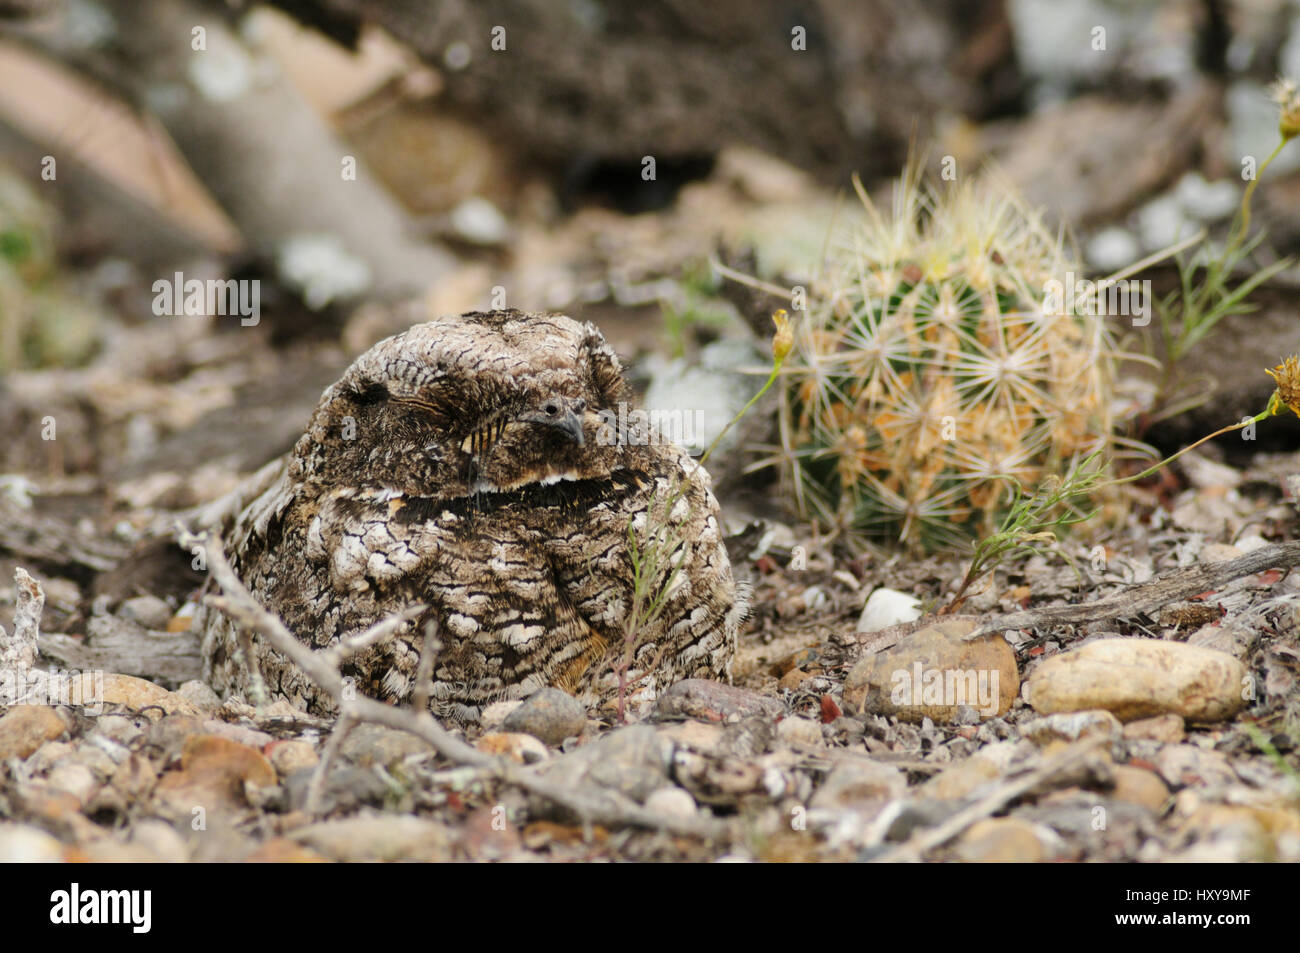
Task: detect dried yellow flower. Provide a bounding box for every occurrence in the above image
[1265,354,1300,418]
[772,308,793,364]
[1270,77,1300,140]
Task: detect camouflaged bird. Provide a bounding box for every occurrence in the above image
[198,310,745,722]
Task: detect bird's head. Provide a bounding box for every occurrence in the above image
[292,310,633,499]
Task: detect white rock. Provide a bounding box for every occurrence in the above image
[1136,193,1190,252]
[0,823,65,862]
[644,787,697,820]
[857,588,922,633]
[643,338,764,457]
[131,820,190,863]
[1234,533,1269,554]
[450,197,509,245]
[1175,172,1240,223]
[1086,226,1140,272]
[277,233,372,308]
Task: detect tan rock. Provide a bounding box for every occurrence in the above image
[1153,744,1237,789]
[502,687,587,745]
[154,734,277,812]
[110,753,158,800]
[922,747,1013,801]
[73,673,200,720]
[81,839,170,863]
[14,786,100,847]
[778,668,813,692]
[1199,543,1242,562]
[199,720,273,750]
[339,723,433,767]
[45,763,99,807]
[1179,801,1300,839]
[954,818,1059,862]
[1123,713,1186,743]
[1110,765,1170,812]
[845,618,1018,723]
[175,680,230,714]
[289,814,453,862]
[654,719,725,754]
[1025,638,1245,722]
[776,716,824,747]
[25,740,75,775]
[266,739,319,776]
[1172,805,1284,862]
[244,837,330,863]
[0,705,67,760]
[476,731,549,764]
[651,679,784,723]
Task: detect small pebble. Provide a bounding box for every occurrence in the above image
[644,787,697,820]
[776,716,824,747]
[117,595,172,630]
[0,705,67,760]
[502,688,587,746]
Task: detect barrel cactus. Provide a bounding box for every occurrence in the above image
[779,168,1114,550]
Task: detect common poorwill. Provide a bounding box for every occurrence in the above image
[198,310,746,722]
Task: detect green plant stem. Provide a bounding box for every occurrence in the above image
[700,362,784,466]
[1099,408,1272,491]
[1231,138,1287,255]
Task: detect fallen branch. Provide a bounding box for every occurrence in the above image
[869,737,1109,863]
[964,539,1300,641]
[0,567,43,677]
[187,531,731,840]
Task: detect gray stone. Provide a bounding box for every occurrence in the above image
[118,595,173,630]
[538,725,673,804]
[502,687,587,745]
[339,723,434,767]
[811,757,907,811]
[651,679,783,724]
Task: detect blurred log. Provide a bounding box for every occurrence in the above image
[252,0,1022,184]
[39,616,203,688]
[9,0,455,297]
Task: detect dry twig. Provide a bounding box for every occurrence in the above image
[187,531,731,839]
[0,567,43,675]
[869,737,1109,862]
[964,540,1300,641]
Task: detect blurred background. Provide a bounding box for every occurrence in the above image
[2,0,1299,543]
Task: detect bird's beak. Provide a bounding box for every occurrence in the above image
[520,399,588,447]
[550,409,585,446]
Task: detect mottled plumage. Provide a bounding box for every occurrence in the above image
[199,310,745,721]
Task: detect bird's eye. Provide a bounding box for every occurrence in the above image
[572,398,586,412]
[542,401,561,417]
